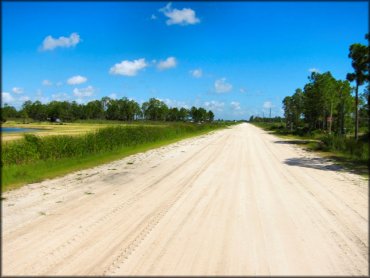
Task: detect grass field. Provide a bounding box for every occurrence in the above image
[2,120,146,142]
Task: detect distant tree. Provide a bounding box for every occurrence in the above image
[198,107,207,122]
[70,101,84,120]
[207,110,214,122]
[0,104,18,121]
[335,80,353,135]
[283,96,294,130]
[142,98,169,121]
[302,71,337,131]
[13,97,215,124]
[168,107,179,121]
[178,108,189,121]
[190,106,198,122]
[291,88,304,129]
[319,72,337,133]
[85,100,104,119]
[26,101,47,121]
[346,36,369,139]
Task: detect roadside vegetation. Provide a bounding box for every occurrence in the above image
[250,34,369,176]
[1,96,238,190]
[1,122,236,191]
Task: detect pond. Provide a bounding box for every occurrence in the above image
[1,127,42,133]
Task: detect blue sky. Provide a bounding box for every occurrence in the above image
[2,1,368,120]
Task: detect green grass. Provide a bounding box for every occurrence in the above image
[2,123,232,191]
[251,122,369,177]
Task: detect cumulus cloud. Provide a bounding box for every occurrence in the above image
[12,87,23,94]
[73,86,95,97]
[41,32,81,51]
[263,101,273,109]
[109,58,148,76]
[159,2,200,26]
[56,81,63,87]
[230,101,241,111]
[239,87,246,93]
[67,75,87,85]
[214,78,232,93]
[309,68,320,73]
[157,57,177,70]
[2,92,14,104]
[204,100,224,112]
[190,68,202,78]
[42,80,52,86]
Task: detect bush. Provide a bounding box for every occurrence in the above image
[320,134,369,161]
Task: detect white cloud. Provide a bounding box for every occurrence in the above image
[56,81,63,87]
[230,101,241,111]
[2,92,14,104]
[73,86,95,97]
[151,14,157,20]
[157,57,177,70]
[109,58,148,76]
[190,68,202,78]
[204,100,224,112]
[239,87,246,93]
[12,87,23,94]
[159,2,200,26]
[67,75,87,85]
[41,32,81,51]
[214,78,232,93]
[309,68,320,73]
[42,80,52,86]
[263,101,273,109]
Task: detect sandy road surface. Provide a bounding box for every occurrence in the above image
[2,123,368,276]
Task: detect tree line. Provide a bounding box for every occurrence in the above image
[251,34,369,140]
[1,97,215,123]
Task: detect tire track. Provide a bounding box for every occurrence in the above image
[33,132,230,275]
[103,134,230,275]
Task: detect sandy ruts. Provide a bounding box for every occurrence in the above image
[2,123,368,275]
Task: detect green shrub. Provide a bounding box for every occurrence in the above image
[320,134,369,161]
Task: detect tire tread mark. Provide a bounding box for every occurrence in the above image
[36,131,229,275]
[102,134,231,275]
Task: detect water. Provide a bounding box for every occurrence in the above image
[1,127,41,133]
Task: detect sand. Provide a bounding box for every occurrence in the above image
[2,123,368,275]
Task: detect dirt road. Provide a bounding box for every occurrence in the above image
[2,123,368,275]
